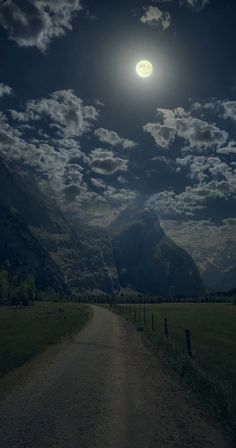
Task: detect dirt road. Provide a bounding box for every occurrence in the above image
[0,305,232,448]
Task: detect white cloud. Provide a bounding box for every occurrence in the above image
[144,106,228,150]
[176,155,236,184]
[94,128,137,149]
[182,0,209,10]
[146,174,236,218]
[140,6,171,30]
[11,89,98,138]
[154,0,209,11]
[0,83,13,97]
[0,0,83,52]
[89,148,128,176]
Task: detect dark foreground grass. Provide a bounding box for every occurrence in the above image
[115,303,236,436]
[0,302,91,378]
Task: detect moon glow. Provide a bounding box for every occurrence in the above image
[136,60,153,78]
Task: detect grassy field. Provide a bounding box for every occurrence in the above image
[116,303,236,432]
[0,302,91,378]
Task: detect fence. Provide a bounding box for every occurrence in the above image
[112,303,235,435]
[113,304,193,358]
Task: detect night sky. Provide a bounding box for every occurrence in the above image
[0,0,236,266]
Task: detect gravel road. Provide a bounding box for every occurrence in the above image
[0,305,232,448]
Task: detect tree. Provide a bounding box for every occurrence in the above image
[11,280,32,306]
[0,271,9,304]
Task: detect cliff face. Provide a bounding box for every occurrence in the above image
[0,156,119,294]
[111,208,205,296]
[0,155,204,297]
[0,205,64,291]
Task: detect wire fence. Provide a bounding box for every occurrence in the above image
[113,304,193,357]
[111,303,235,434]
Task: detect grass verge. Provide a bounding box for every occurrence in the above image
[114,303,236,438]
[0,301,91,378]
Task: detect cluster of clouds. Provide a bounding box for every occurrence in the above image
[0,85,135,221]
[153,0,209,11]
[140,0,210,30]
[0,79,235,234]
[10,89,99,138]
[144,106,229,151]
[0,0,212,53]
[94,128,137,149]
[144,100,236,221]
[0,0,83,51]
[141,6,171,30]
[0,83,13,97]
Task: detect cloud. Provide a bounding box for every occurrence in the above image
[0,83,13,97]
[94,128,137,149]
[0,0,83,52]
[143,123,176,148]
[176,155,235,184]
[89,148,128,176]
[140,6,171,30]
[0,90,99,201]
[195,99,236,125]
[182,0,209,10]
[10,89,98,138]
[0,90,134,223]
[144,106,228,151]
[146,175,236,219]
[154,0,209,11]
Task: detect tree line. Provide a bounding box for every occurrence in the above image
[0,271,61,306]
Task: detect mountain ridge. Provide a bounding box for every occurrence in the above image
[0,153,205,297]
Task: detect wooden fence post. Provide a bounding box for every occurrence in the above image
[151,313,154,331]
[138,308,141,321]
[143,307,146,327]
[185,329,193,357]
[164,318,169,338]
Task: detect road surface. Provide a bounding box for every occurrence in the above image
[0,305,232,447]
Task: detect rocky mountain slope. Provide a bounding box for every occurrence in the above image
[0,156,118,294]
[111,207,205,296]
[0,154,205,296]
[192,242,236,292]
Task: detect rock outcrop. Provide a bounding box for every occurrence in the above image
[0,155,205,297]
[111,207,205,296]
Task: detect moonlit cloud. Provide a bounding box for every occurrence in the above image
[0,0,83,52]
[140,6,171,30]
[146,178,236,219]
[182,0,209,10]
[154,0,209,11]
[94,128,137,149]
[144,106,229,151]
[0,83,13,97]
[89,148,128,176]
[10,90,98,138]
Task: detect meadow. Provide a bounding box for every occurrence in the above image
[0,302,91,378]
[115,303,236,433]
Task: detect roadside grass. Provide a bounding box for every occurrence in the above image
[0,302,91,378]
[115,303,236,436]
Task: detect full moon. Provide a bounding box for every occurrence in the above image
[136,60,153,78]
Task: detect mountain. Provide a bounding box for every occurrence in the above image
[110,207,205,296]
[0,154,204,297]
[196,242,236,292]
[0,155,119,294]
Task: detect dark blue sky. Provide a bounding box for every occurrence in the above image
[0,0,236,267]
